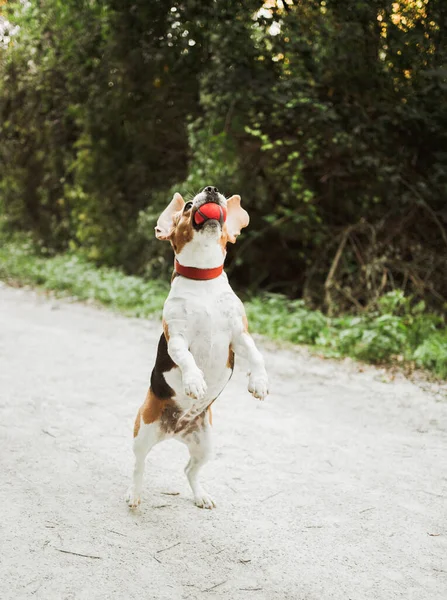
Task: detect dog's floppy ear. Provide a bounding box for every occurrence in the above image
[155,193,185,240]
[226,195,249,243]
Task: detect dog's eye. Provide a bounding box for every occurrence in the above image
[184,202,193,212]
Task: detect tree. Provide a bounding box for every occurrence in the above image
[1,0,446,310]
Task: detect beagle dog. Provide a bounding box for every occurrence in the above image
[126,186,268,509]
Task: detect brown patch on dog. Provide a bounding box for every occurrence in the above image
[141,388,165,425]
[162,319,170,341]
[160,401,181,433]
[177,409,211,436]
[140,389,183,435]
[170,211,194,255]
[219,224,229,253]
[136,331,178,436]
[180,415,201,436]
[227,346,235,369]
[242,315,249,332]
[133,408,141,438]
[139,398,215,437]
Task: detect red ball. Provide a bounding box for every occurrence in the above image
[194,203,227,225]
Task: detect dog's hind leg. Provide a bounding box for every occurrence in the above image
[126,412,161,509]
[181,416,215,509]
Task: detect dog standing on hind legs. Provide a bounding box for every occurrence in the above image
[126,186,269,509]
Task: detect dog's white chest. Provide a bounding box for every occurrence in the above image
[163,275,242,402]
[189,295,233,356]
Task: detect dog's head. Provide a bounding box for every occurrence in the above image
[155,186,249,268]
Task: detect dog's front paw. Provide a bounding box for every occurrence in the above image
[183,369,207,400]
[248,372,269,400]
[125,486,141,509]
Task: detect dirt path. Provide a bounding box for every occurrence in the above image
[0,284,446,600]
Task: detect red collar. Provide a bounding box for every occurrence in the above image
[175,259,224,281]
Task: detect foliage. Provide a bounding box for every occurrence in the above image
[187,0,447,307]
[0,0,207,269]
[1,238,445,378]
[246,289,447,378]
[413,334,447,379]
[0,236,167,317]
[1,1,447,313]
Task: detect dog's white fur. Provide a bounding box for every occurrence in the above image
[126,189,268,509]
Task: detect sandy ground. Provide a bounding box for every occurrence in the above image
[0,284,446,600]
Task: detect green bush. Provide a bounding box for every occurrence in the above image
[247,290,447,379]
[2,0,447,308]
[414,334,447,379]
[0,238,167,318]
[246,295,327,344]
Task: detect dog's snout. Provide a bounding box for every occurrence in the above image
[204,186,219,195]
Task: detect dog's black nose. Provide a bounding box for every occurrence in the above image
[204,186,219,194]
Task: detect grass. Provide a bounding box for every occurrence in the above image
[1,237,446,379]
[246,293,447,379]
[0,238,168,317]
